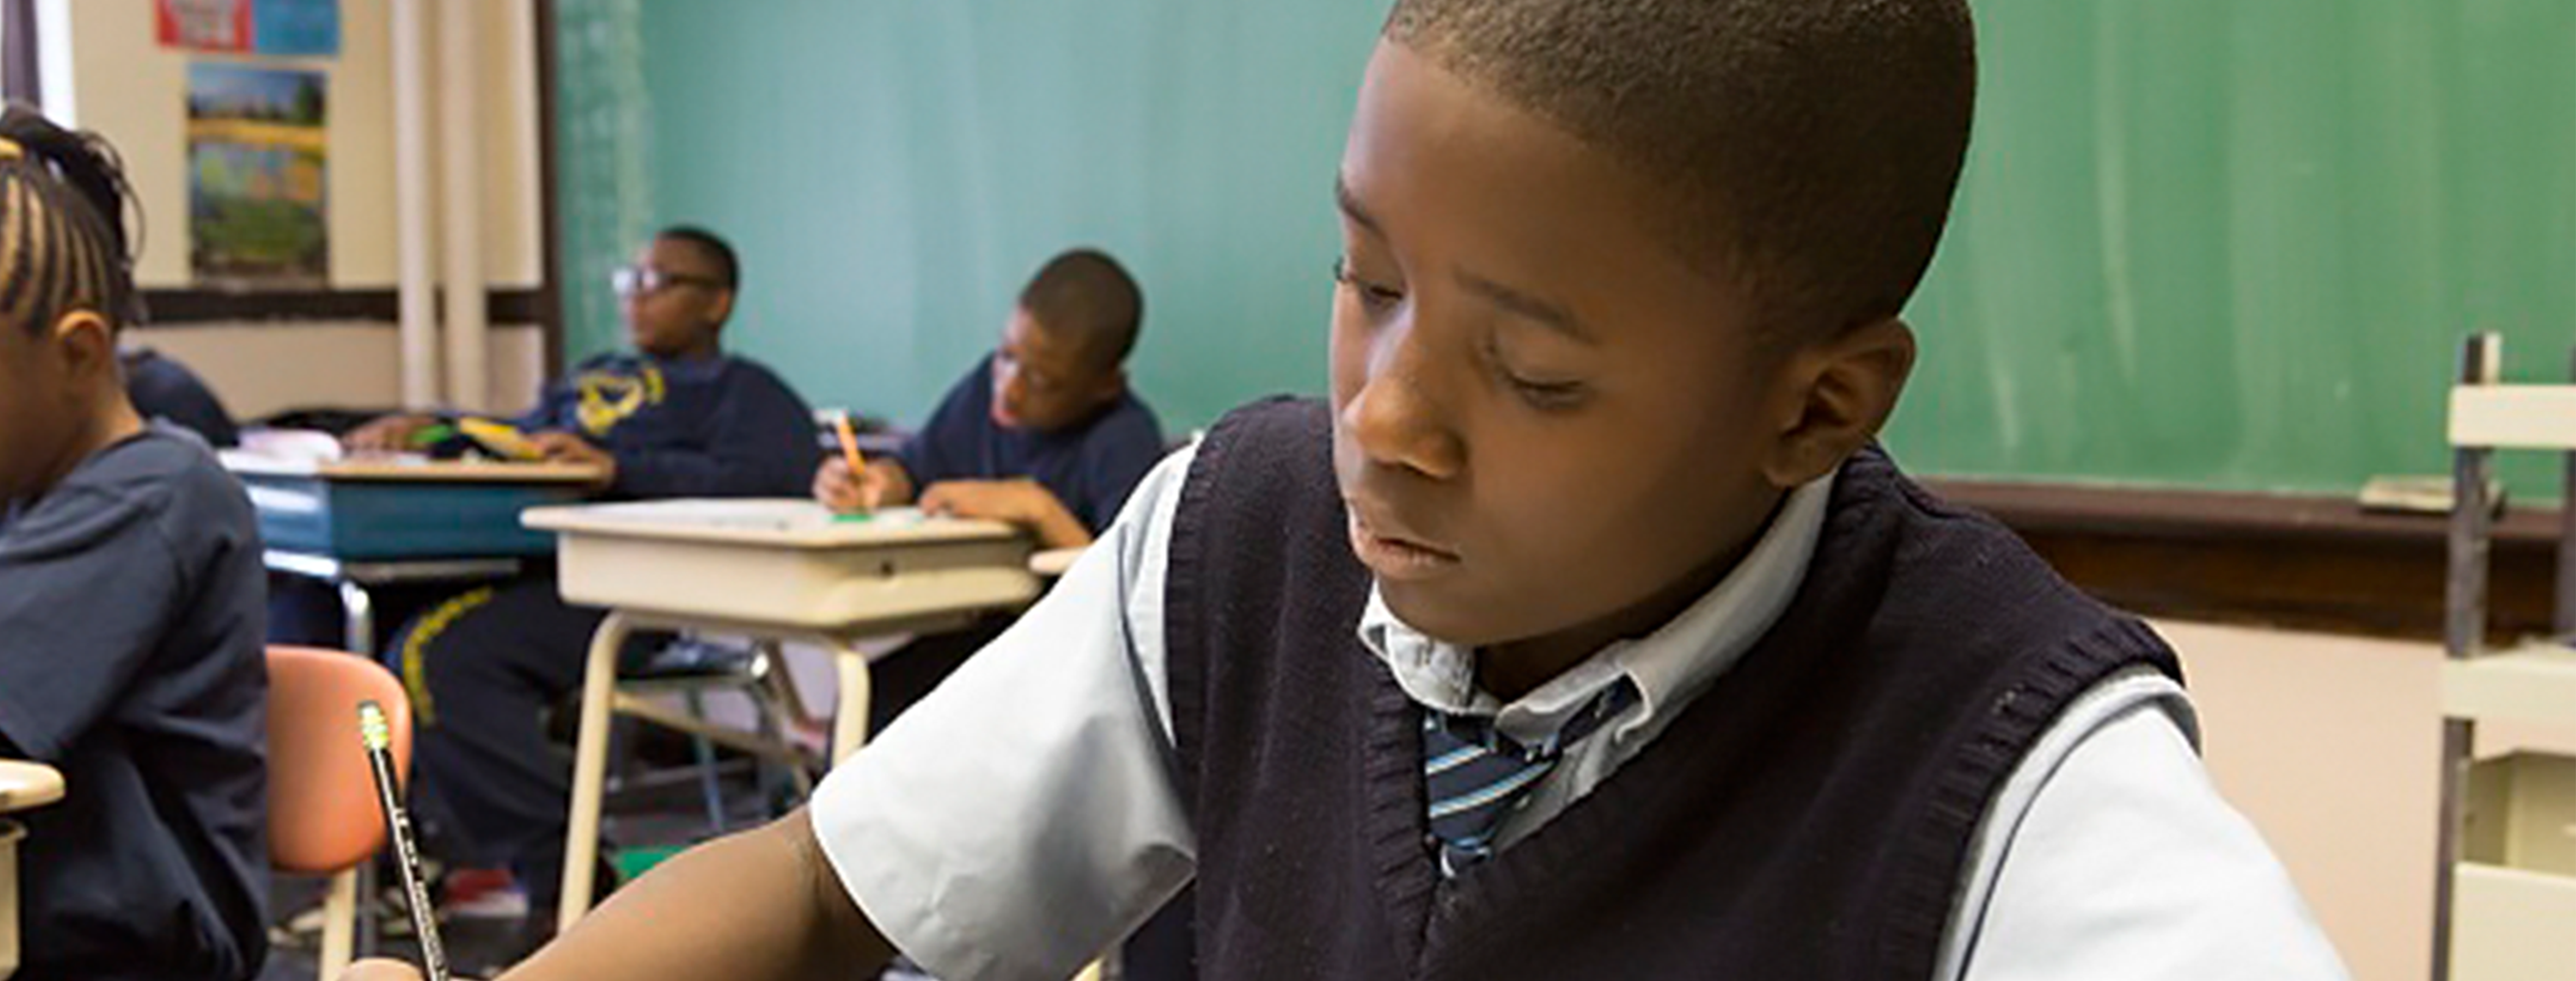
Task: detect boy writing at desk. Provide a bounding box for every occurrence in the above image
[360,1,2350,977]
[816,248,1166,731]
[0,108,270,980]
[816,248,1165,552]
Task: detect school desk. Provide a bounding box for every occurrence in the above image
[224,454,607,653]
[0,760,65,981]
[522,500,1039,930]
[1030,545,1086,579]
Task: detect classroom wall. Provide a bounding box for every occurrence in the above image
[553,0,1384,429]
[44,0,549,417]
[2163,620,2441,981]
[555,1,2576,499]
[138,323,550,421]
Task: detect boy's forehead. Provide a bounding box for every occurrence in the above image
[640,237,715,274]
[1342,42,1747,342]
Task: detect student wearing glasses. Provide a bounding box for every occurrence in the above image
[345,226,820,963]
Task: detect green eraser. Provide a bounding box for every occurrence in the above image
[833,512,875,523]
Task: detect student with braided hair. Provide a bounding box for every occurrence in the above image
[0,104,271,980]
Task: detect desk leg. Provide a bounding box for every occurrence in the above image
[336,581,376,656]
[558,612,632,933]
[829,643,872,765]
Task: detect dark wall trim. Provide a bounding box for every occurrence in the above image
[3,0,39,107]
[535,0,567,376]
[142,288,547,325]
[1930,478,2559,642]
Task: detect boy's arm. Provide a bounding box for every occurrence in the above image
[917,478,1092,549]
[1947,677,2349,980]
[0,485,179,762]
[345,810,891,981]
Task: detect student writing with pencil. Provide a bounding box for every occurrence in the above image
[816,249,1168,736]
[359,1,2346,976]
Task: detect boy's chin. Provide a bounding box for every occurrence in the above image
[1377,580,1521,649]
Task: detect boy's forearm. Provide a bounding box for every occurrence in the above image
[502,810,894,981]
[1029,495,1095,550]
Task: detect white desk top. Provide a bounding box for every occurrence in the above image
[1029,547,1085,578]
[223,452,608,485]
[534,500,1039,632]
[524,500,1020,550]
[0,761,64,814]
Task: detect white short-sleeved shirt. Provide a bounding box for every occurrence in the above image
[814,446,2351,981]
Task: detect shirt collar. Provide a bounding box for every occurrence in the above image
[1357,471,1836,745]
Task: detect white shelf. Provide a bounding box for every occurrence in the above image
[2445,644,2576,727]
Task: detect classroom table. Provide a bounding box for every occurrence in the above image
[225,456,606,653]
[0,761,65,981]
[523,500,1041,930]
[1029,545,1086,579]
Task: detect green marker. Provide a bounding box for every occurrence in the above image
[407,423,456,448]
[834,512,876,524]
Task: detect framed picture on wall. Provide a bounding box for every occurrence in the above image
[186,62,329,289]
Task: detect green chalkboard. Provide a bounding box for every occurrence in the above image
[555,0,2576,494]
[554,0,1383,438]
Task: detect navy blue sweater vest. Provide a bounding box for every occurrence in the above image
[1161,398,2182,980]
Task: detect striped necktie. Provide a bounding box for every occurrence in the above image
[1421,680,1639,877]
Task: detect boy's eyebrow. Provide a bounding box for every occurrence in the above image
[1334,176,1385,236]
[1456,269,1594,345]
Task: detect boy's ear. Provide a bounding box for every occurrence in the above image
[47,310,118,381]
[1762,316,1916,488]
[705,289,737,332]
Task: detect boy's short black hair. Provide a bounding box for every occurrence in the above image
[1384,0,1977,337]
[0,103,143,335]
[1019,248,1144,372]
[656,224,740,292]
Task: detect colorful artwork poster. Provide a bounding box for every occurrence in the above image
[157,0,252,53]
[187,64,329,288]
[158,0,339,57]
[252,0,340,57]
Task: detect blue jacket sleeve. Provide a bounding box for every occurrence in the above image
[610,365,821,499]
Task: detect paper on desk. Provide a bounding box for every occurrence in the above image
[236,428,347,464]
[569,499,930,532]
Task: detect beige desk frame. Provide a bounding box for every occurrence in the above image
[526,503,1040,932]
[0,761,66,981]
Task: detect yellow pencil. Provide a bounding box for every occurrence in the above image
[832,410,868,482]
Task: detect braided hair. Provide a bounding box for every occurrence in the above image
[0,102,144,335]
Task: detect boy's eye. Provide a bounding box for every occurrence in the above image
[1503,372,1589,413]
[1483,335,1590,412]
[1331,257,1407,314]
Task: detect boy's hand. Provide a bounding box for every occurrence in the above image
[918,479,1092,550]
[814,456,894,513]
[527,432,617,484]
[344,415,437,455]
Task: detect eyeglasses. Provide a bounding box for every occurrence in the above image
[610,266,722,297]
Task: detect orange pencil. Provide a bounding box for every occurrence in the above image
[832,410,868,485]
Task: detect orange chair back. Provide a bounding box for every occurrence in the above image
[264,646,412,875]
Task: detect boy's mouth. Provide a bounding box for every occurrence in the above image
[1346,510,1462,581]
